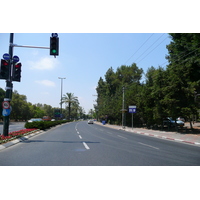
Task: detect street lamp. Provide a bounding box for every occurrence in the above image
[58,77,66,117]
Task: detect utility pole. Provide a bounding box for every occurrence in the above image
[58,77,66,117]
[3,33,14,136]
[122,86,126,129]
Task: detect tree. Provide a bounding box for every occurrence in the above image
[165,33,200,127]
[62,93,79,119]
[96,63,143,125]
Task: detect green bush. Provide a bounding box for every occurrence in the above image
[24,120,70,130]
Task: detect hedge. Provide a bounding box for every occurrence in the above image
[24,120,71,130]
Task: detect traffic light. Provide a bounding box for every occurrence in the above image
[0,59,9,80]
[50,37,59,56]
[12,62,22,82]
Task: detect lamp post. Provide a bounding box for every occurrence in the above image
[58,77,66,117]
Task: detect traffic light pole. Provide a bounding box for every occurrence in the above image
[2,33,57,136]
[3,33,14,136]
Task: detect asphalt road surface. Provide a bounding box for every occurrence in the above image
[0,121,200,166]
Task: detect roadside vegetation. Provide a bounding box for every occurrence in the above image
[96,34,200,129]
[0,91,91,122]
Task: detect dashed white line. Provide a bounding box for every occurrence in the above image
[83,142,90,150]
[138,142,159,150]
[79,135,82,139]
[117,135,127,139]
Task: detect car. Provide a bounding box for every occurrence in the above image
[177,117,185,122]
[163,117,184,127]
[88,120,94,124]
[28,118,43,122]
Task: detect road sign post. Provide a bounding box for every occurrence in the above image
[129,106,136,129]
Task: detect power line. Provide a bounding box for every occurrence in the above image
[137,36,168,64]
[160,47,200,67]
[134,33,166,63]
[124,33,154,64]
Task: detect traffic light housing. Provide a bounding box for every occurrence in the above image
[50,37,59,56]
[0,59,9,80]
[12,62,22,82]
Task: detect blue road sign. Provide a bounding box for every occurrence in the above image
[13,55,19,63]
[52,33,58,37]
[2,108,11,116]
[3,53,10,60]
[129,108,136,113]
[129,106,136,113]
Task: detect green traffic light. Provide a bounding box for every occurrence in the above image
[52,49,57,53]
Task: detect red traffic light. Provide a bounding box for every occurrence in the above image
[0,59,9,80]
[15,63,22,68]
[12,62,22,82]
[1,59,8,66]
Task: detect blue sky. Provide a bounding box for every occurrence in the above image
[0,33,171,113]
[1,1,198,114]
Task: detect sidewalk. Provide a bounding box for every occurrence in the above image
[95,122,200,147]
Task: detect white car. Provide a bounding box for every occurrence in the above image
[28,118,42,122]
[88,120,94,124]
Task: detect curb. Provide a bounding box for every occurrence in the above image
[0,130,45,151]
[122,128,200,147]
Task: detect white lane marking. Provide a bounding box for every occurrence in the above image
[77,131,79,134]
[79,135,82,139]
[83,142,90,150]
[117,135,127,139]
[138,142,159,150]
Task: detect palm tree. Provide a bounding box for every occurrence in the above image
[62,93,79,120]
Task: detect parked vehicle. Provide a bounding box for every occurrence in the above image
[163,117,184,127]
[177,117,185,122]
[28,118,42,122]
[42,116,52,121]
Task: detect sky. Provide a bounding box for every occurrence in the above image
[0,33,172,113]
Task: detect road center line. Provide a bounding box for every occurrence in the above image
[83,142,90,150]
[138,142,159,150]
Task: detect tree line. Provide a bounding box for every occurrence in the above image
[0,90,89,121]
[96,33,200,128]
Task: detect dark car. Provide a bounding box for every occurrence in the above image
[163,117,184,127]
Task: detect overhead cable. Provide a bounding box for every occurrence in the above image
[124,33,154,65]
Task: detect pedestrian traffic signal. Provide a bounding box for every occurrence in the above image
[50,37,59,56]
[12,62,22,82]
[0,59,9,80]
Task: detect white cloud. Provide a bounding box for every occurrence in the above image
[35,80,56,87]
[28,57,58,70]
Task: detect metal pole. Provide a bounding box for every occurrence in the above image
[122,86,125,129]
[12,44,49,49]
[3,33,14,136]
[58,77,65,118]
[132,112,133,130]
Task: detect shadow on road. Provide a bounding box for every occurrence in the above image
[21,140,100,144]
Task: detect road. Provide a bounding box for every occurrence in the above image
[0,121,200,166]
[0,122,26,135]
